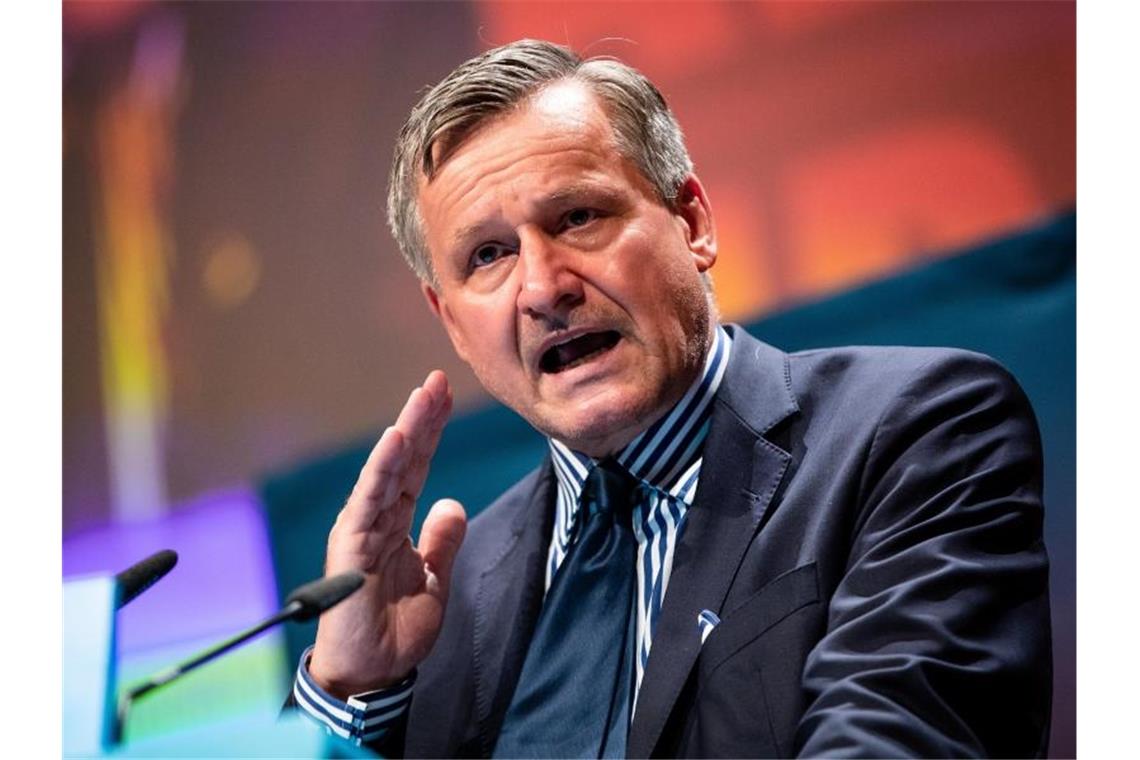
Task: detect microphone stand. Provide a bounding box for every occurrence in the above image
[112,599,303,745]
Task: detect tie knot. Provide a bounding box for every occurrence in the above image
[581,458,638,521]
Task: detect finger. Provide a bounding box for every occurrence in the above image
[419,498,467,598]
[393,380,442,445]
[426,372,454,440]
[408,371,452,445]
[422,370,452,425]
[396,374,453,501]
[338,426,410,534]
[357,426,411,499]
[375,378,444,496]
[371,491,418,548]
[345,373,452,536]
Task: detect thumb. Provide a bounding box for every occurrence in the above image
[419,498,467,595]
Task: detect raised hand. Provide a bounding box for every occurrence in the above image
[308,370,467,698]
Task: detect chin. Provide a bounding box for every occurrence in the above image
[536,388,667,457]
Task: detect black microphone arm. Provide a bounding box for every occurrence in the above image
[115,549,179,609]
[112,571,365,744]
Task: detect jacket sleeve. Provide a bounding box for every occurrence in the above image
[795,352,1052,758]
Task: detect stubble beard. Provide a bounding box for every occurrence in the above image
[518,284,715,457]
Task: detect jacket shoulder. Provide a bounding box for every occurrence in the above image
[785,344,1031,414]
[788,343,1018,385]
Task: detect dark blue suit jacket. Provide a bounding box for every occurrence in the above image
[375,325,1052,758]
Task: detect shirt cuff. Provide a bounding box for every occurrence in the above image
[292,645,415,744]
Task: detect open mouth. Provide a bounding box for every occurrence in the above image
[539,331,621,374]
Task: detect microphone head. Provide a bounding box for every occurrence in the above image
[115,549,178,609]
[285,572,365,621]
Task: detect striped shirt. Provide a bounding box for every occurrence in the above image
[294,324,732,745]
[546,323,731,701]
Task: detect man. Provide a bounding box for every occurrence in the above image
[290,40,1051,757]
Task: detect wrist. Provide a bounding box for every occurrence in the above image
[307,648,409,699]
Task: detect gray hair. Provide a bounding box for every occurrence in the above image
[386,39,695,283]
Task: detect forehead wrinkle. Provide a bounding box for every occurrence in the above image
[430,91,619,204]
[435,143,619,236]
[420,87,631,267]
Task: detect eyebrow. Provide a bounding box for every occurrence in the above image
[451,220,497,250]
[450,183,623,248]
[449,182,629,254]
[544,183,623,207]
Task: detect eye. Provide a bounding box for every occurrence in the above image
[563,208,597,229]
[471,242,514,269]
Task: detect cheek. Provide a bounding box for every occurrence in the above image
[449,297,520,367]
[632,260,711,366]
[627,253,707,328]
[615,219,697,291]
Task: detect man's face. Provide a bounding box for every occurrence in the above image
[418,81,717,457]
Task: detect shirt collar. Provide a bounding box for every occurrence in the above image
[548,324,733,498]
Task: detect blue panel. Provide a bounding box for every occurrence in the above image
[64,575,118,756]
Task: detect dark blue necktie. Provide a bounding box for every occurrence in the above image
[493,459,639,759]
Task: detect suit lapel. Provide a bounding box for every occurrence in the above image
[627,327,798,758]
[471,463,556,756]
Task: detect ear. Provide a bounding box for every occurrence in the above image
[422,281,470,363]
[674,174,717,273]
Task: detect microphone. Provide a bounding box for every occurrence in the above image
[113,571,365,743]
[115,549,178,608]
[285,571,367,621]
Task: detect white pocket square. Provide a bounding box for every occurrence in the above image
[697,609,721,644]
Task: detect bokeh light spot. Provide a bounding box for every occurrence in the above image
[202,234,261,310]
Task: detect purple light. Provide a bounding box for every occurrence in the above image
[62,487,280,654]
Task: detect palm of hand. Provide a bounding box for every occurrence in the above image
[309,371,467,697]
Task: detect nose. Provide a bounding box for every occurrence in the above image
[516,228,585,321]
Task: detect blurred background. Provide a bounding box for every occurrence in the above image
[62,1,1075,754]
